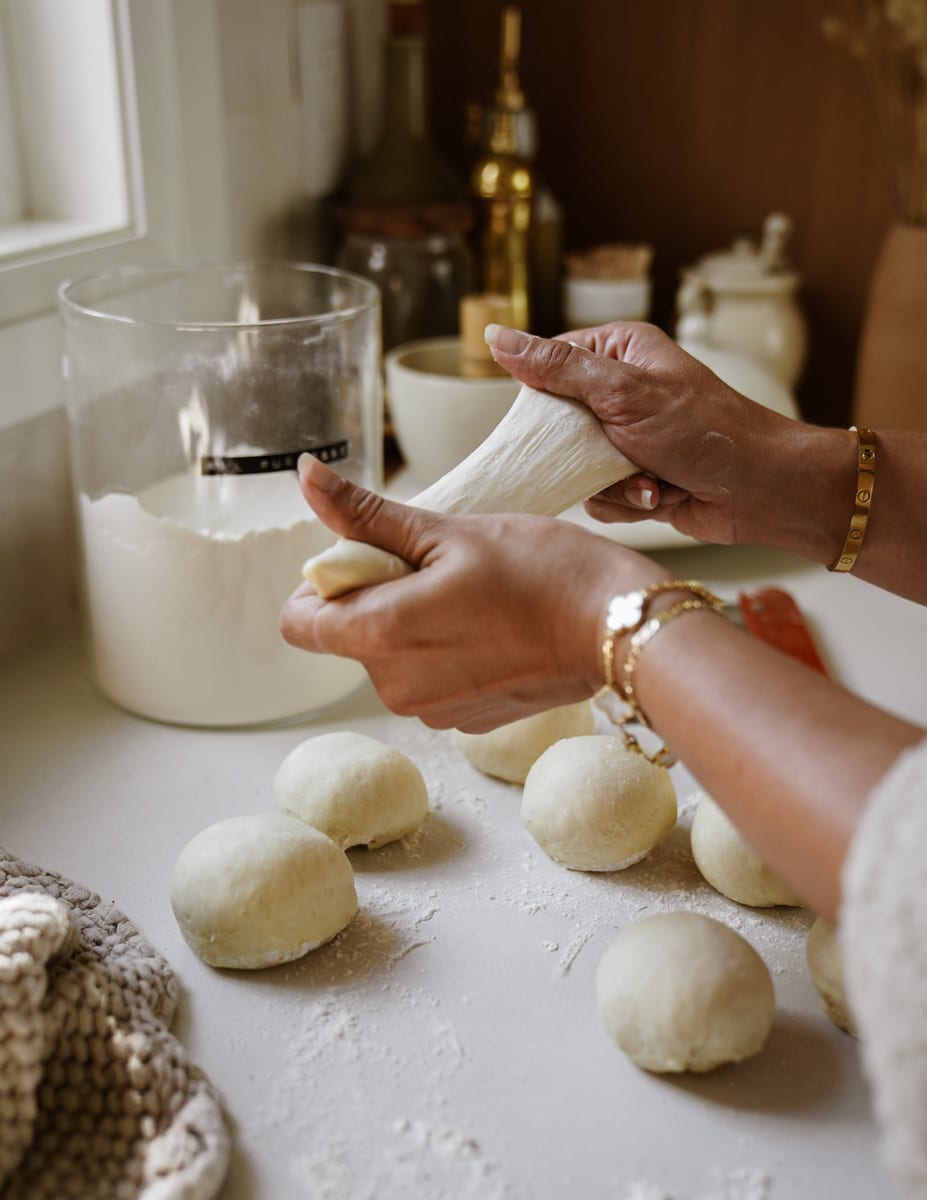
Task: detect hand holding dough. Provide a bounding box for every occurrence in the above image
[303,384,637,598]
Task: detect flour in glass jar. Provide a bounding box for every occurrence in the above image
[78,467,365,727]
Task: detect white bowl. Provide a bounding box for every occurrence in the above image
[385,337,520,486]
[562,277,652,328]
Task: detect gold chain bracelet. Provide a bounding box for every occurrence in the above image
[829,426,876,573]
[600,579,725,691]
[594,582,725,768]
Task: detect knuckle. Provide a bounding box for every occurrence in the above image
[343,483,387,528]
[531,336,573,372]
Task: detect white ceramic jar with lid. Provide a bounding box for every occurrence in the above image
[60,264,380,728]
[675,213,809,388]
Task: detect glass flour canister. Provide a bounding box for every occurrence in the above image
[60,263,381,728]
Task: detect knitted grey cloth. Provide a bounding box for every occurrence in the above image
[842,740,927,1199]
[0,850,228,1199]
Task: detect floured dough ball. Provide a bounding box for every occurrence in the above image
[596,912,775,1073]
[690,792,802,907]
[170,814,357,969]
[807,917,856,1036]
[453,701,594,784]
[521,734,676,871]
[275,731,428,850]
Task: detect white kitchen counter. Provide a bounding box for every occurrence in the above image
[2,542,924,1200]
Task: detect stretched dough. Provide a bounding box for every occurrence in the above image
[453,701,594,785]
[303,384,636,598]
[690,792,802,908]
[170,814,357,969]
[521,734,676,871]
[596,912,775,1073]
[275,731,428,850]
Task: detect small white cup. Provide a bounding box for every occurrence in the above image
[385,337,520,486]
[562,277,652,328]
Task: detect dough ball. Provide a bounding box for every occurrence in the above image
[807,916,856,1036]
[453,701,595,784]
[170,814,356,969]
[596,912,775,1073]
[274,731,428,850]
[690,792,802,908]
[521,734,676,871]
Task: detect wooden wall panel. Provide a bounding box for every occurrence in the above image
[427,0,895,426]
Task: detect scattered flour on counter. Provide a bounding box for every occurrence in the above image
[221,717,806,1199]
[289,1118,513,1200]
[625,1184,673,1200]
[622,1166,772,1200]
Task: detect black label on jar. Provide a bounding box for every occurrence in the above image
[200,440,350,475]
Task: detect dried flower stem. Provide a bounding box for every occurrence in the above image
[825,0,927,222]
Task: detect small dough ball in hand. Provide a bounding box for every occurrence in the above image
[807,916,857,1036]
[522,734,676,871]
[690,792,802,908]
[453,701,594,784]
[275,731,428,850]
[596,912,775,1073]
[171,814,357,969]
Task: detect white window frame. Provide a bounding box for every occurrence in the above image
[0,0,131,262]
[0,0,232,430]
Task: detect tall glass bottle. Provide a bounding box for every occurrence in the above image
[345,0,462,217]
[338,0,472,351]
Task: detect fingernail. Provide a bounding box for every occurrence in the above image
[631,486,657,511]
[483,324,530,355]
[298,453,338,492]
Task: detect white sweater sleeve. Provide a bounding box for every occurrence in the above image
[841,738,927,1198]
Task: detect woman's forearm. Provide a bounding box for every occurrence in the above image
[742,425,927,605]
[628,606,925,921]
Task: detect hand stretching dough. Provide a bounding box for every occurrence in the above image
[521,734,676,871]
[596,912,775,1073]
[170,814,357,969]
[303,383,637,598]
[453,701,595,785]
[690,792,802,907]
[275,731,428,850]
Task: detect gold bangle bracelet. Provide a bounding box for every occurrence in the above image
[829,426,876,573]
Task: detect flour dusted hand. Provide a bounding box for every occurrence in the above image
[301,384,638,599]
[170,814,357,969]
